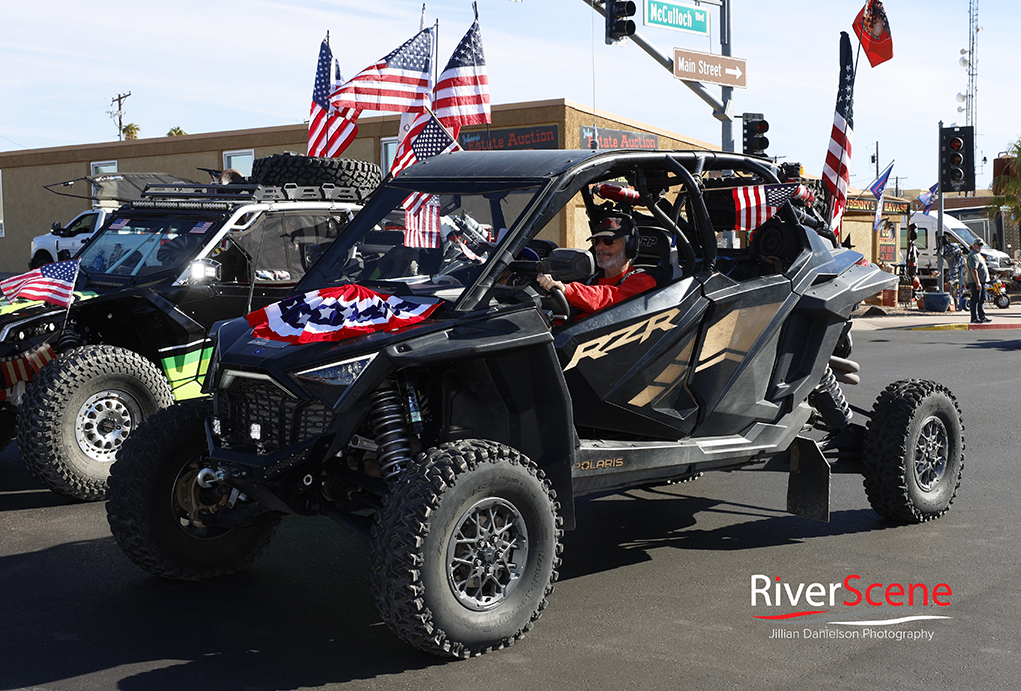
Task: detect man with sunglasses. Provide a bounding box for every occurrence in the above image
[537,211,656,317]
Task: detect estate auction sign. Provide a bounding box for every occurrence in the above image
[579,126,658,150]
[458,125,559,151]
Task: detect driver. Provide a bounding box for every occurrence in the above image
[537,211,656,316]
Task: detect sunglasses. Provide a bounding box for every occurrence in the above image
[590,237,620,246]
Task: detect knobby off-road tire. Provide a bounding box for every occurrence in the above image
[17,345,174,501]
[862,379,964,523]
[106,399,281,580]
[250,154,382,189]
[369,440,563,658]
[995,292,1010,309]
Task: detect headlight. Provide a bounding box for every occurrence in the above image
[295,354,375,387]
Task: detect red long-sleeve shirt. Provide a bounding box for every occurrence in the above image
[562,268,657,315]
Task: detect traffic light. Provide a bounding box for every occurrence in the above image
[742,113,769,156]
[605,0,636,46]
[940,125,975,192]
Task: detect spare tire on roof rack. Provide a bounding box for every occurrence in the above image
[251,153,382,190]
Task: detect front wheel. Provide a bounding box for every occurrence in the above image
[29,251,54,270]
[369,440,562,658]
[17,345,174,501]
[862,380,964,523]
[995,292,1010,309]
[106,399,280,580]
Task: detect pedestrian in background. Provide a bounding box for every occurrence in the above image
[966,238,991,324]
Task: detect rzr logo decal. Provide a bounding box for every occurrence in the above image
[563,307,682,371]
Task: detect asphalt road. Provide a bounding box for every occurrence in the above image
[1,325,1019,691]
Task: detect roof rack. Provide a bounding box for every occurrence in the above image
[139,182,372,204]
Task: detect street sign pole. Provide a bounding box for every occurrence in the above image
[581,0,733,134]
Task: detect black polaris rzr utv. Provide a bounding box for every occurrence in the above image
[107,149,964,658]
[1,155,379,501]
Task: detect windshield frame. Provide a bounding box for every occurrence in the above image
[294,177,554,311]
[77,209,228,282]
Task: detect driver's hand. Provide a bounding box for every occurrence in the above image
[537,273,566,293]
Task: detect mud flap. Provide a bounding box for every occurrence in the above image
[786,436,830,522]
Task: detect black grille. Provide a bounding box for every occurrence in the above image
[214,376,331,453]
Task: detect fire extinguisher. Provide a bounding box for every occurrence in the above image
[593,183,640,204]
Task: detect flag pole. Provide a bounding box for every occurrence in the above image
[828,5,871,237]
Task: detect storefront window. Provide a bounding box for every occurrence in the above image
[223,150,254,178]
[91,160,117,175]
[381,137,399,175]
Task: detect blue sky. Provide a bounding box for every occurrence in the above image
[1,0,1017,193]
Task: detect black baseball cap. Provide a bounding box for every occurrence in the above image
[589,213,634,241]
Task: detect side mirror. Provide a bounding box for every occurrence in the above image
[187,258,222,284]
[51,222,61,233]
[57,249,72,261]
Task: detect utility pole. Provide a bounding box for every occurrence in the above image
[108,92,131,140]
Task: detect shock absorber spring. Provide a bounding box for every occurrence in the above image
[810,365,852,430]
[368,380,413,478]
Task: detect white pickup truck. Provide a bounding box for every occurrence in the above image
[30,208,113,268]
[30,172,199,269]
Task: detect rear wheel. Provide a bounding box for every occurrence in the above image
[106,399,280,579]
[17,345,173,501]
[862,380,964,523]
[369,440,562,658]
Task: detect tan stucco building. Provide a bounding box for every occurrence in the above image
[0,98,716,273]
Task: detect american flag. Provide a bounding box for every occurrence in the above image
[390,111,462,248]
[434,8,490,132]
[1,343,55,391]
[308,38,359,157]
[245,284,441,344]
[822,32,856,237]
[732,183,799,233]
[330,28,434,114]
[405,196,442,249]
[0,259,79,308]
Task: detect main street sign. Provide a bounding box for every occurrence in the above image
[672,47,747,89]
[645,0,710,37]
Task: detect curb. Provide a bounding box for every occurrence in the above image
[905,322,1021,331]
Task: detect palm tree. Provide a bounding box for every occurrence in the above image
[166,126,186,137]
[121,123,140,140]
[990,137,1021,222]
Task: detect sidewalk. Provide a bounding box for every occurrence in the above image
[851,296,1021,332]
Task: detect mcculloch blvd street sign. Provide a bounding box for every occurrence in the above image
[645,0,710,37]
[672,47,747,89]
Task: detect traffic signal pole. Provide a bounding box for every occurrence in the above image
[938,120,945,295]
[582,0,734,149]
[719,0,734,152]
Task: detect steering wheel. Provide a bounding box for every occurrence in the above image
[549,285,570,317]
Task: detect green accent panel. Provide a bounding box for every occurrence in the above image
[0,291,97,316]
[171,380,207,401]
[162,346,213,400]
